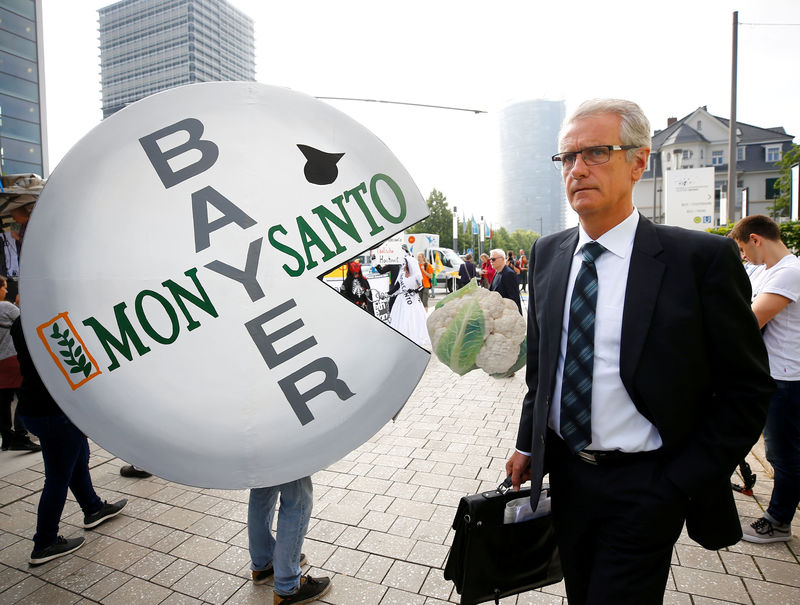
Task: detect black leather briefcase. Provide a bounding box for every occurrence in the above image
[443,478,563,605]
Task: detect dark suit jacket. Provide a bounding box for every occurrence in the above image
[490,265,522,313]
[517,214,774,549]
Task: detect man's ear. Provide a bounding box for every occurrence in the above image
[750,233,763,247]
[631,147,650,181]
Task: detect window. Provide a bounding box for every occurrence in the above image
[712,150,724,166]
[737,147,745,162]
[765,178,779,199]
[682,150,692,160]
[766,146,782,163]
[697,120,702,130]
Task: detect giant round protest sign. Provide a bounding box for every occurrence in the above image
[21,82,431,488]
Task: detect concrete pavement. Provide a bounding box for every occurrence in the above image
[1,353,798,604]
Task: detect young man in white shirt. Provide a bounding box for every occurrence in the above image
[731,214,800,543]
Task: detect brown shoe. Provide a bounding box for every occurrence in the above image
[273,575,331,604]
[252,553,307,584]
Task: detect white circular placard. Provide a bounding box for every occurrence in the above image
[21,82,430,488]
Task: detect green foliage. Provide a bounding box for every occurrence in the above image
[770,144,800,218]
[407,189,453,244]
[709,220,800,254]
[491,228,540,255]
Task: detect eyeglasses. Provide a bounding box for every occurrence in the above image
[489,257,502,261]
[551,145,639,171]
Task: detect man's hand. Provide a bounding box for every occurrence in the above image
[505,451,532,491]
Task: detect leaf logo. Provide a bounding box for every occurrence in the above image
[37,313,102,390]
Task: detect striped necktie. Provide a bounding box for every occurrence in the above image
[560,241,606,453]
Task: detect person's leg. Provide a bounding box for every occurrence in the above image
[0,389,13,446]
[21,414,80,550]
[64,421,103,516]
[548,434,684,605]
[763,380,800,525]
[272,476,313,596]
[248,485,280,573]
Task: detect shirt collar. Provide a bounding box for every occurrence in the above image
[575,208,639,259]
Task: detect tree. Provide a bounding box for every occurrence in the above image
[489,227,539,256]
[407,188,452,245]
[770,143,800,218]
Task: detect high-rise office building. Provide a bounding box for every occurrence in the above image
[99,0,255,118]
[497,99,566,236]
[0,0,48,176]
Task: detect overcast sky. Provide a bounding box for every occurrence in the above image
[41,0,800,224]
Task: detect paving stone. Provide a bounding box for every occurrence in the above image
[208,544,250,574]
[720,551,762,579]
[671,566,749,604]
[317,503,369,525]
[13,582,80,605]
[675,543,725,572]
[661,589,693,604]
[512,589,566,604]
[744,576,800,605]
[325,573,387,605]
[199,572,247,605]
[93,538,150,571]
[126,550,177,580]
[0,575,46,604]
[102,577,172,605]
[359,531,416,559]
[83,570,131,601]
[355,554,394,583]
[321,546,369,575]
[379,586,426,604]
[383,560,429,592]
[754,555,800,587]
[171,565,228,598]
[170,535,229,565]
[151,558,197,588]
[360,510,396,532]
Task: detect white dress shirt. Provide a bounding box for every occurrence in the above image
[548,209,663,452]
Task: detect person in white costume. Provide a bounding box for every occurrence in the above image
[389,255,431,348]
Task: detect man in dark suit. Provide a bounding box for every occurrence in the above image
[505,99,773,605]
[488,249,522,313]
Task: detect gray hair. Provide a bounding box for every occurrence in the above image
[490,248,506,260]
[559,98,651,161]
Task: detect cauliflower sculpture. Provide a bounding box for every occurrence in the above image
[426,279,526,378]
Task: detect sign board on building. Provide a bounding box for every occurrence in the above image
[664,167,715,230]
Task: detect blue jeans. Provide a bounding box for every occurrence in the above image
[21,414,103,550]
[763,380,800,525]
[248,477,313,596]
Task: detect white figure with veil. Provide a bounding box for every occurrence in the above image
[389,255,431,348]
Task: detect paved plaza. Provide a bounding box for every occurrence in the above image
[1,350,798,604]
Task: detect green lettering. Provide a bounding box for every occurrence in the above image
[370,173,406,224]
[83,304,151,371]
[297,216,336,271]
[311,195,362,256]
[344,182,383,236]
[161,268,218,331]
[135,290,180,345]
[268,224,305,277]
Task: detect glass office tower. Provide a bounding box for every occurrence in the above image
[99,0,255,118]
[497,99,566,236]
[0,0,48,176]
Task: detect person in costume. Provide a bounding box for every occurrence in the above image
[389,255,431,348]
[338,260,373,315]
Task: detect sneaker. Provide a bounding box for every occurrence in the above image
[742,516,792,543]
[252,553,307,584]
[120,465,152,478]
[30,536,85,565]
[273,575,331,605]
[83,499,128,529]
